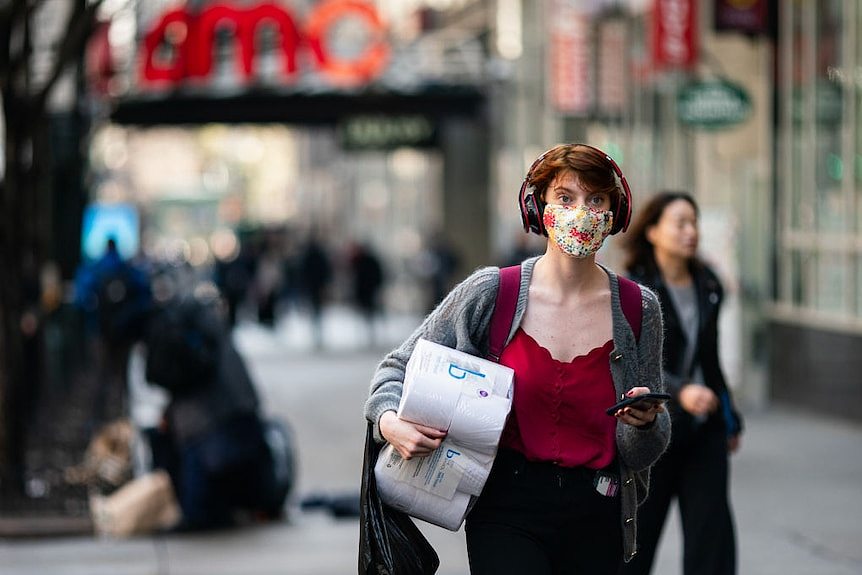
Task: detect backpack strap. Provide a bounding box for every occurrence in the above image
[618,276,642,342]
[487,265,521,362]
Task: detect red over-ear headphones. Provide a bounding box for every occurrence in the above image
[518,144,633,237]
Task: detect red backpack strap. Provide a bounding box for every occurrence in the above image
[618,276,642,342]
[487,265,521,362]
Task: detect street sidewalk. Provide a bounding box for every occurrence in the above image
[1,407,860,574]
[2,312,861,574]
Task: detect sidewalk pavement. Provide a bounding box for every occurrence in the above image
[2,407,860,574]
[2,311,861,574]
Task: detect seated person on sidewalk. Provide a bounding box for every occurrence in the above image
[144,286,285,530]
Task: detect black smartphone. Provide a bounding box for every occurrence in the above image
[605,393,671,416]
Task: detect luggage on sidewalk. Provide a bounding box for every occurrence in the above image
[89,470,180,537]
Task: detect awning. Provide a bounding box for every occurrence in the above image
[110,86,485,126]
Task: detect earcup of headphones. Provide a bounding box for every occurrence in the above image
[610,196,625,235]
[609,184,631,235]
[528,195,545,236]
[519,184,546,236]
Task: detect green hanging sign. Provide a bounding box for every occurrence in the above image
[677,80,752,129]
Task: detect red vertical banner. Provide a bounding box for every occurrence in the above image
[549,0,593,116]
[597,17,627,117]
[652,0,698,69]
[86,21,114,96]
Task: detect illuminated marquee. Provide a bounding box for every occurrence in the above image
[141,0,389,87]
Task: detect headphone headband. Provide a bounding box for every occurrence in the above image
[518,143,633,236]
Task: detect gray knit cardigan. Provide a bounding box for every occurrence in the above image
[364,256,671,562]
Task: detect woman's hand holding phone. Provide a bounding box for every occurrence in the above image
[608,387,669,426]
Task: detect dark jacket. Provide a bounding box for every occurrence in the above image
[629,262,743,438]
[161,301,260,446]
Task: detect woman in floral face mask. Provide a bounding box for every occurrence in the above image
[365,144,670,574]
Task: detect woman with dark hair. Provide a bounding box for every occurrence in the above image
[365,144,671,573]
[620,192,743,575]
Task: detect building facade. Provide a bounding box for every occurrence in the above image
[92,0,860,420]
[491,0,774,411]
[771,0,862,420]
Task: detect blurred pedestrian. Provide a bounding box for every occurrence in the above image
[297,236,332,349]
[253,241,284,328]
[417,231,459,313]
[74,237,152,424]
[620,192,743,575]
[279,230,303,318]
[213,234,252,328]
[144,290,285,530]
[348,241,385,346]
[501,232,542,267]
[365,144,671,573]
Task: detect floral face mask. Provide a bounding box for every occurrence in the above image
[543,203,614,258]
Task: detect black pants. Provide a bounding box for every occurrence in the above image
[466,450,623,575]
[149,414,281,530]
[621,419,736,575]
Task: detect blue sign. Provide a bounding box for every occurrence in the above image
[81,203,140,261]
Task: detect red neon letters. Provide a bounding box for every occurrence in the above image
[141,0,389,87]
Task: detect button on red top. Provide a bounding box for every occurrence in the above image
[499,328,617,469]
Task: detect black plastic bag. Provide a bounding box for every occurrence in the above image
[358,423,439,575]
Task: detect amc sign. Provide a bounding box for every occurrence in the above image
[140,0,389,88]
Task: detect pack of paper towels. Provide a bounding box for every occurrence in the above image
[375,338,514,530]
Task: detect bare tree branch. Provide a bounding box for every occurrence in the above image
[0,0,30,28]
[0,0,31,91]
[34,0,105,111]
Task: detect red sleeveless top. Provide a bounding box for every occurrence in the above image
[498,328,617,469]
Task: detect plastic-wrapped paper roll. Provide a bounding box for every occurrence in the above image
[376,442,466,501]
[445,444,493,497]
[398,371,462,431]
[375,439,494,516]
[377,338,516,531]
[447,391,511,456]
[376,467,472,531]
[407,489,472,531]
[398,340,515,432]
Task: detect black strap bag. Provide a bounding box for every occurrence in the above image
[358,423,439,575]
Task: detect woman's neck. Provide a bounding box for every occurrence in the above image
[534,249,606,298]
[654,251,692,286]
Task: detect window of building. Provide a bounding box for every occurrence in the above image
[777,0,861,326]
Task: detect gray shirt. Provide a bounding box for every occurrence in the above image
[666,282,700,380]
[667,282,706,423]
[364,256,671,562]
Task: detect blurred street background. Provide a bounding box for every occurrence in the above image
[1,0,862,574]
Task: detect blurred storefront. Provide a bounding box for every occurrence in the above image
[95,0,492,313]
[85,0,860,419]
[491,0,774,411]
[771,0,862,420]
[504,0,861,421]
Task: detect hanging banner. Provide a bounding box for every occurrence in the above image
[597,16,627,118]
[652,0,698,69]
[714,0,769,35]
[548,0,593,116]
